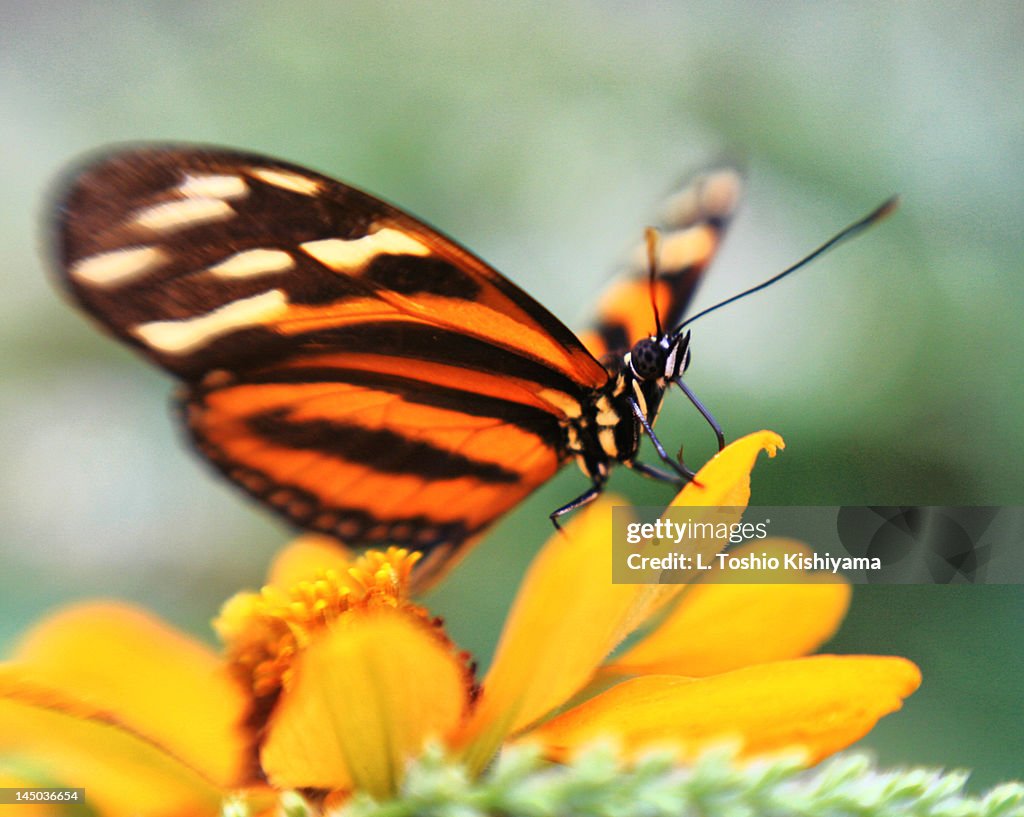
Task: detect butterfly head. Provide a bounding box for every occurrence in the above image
[627,330,691,384]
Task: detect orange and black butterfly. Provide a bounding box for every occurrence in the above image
[49,146,752,585]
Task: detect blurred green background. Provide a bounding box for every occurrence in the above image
[2,0,1021,790]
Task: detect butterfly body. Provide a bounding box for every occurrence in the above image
[51,146,739,585]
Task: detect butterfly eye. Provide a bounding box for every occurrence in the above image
[629,338,666,381]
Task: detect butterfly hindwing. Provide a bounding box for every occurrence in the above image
[52,146,614,581]
[579,168,743,361]
[184,364,564,585]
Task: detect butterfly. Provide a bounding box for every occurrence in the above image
[50,145,745,587]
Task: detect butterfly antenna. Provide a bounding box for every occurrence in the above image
[645,226,664,337]
[677,195,899,330]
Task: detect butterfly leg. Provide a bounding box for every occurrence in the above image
[628,459,691,485]
[629,397,696,479]
[549,483,604,531]
[675,379,725,451]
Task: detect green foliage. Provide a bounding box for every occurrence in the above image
[305,744,1024,817]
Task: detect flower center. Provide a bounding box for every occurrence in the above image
[215,547,434,698]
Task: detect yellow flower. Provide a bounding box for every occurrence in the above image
[0,431,921,816]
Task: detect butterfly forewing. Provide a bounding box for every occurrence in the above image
[52,146,611,583]
[55,148,608,389]
[579,168,743,361]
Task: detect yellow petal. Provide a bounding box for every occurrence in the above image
[673,430,784,507]
[9,602,251,788]
[0,668,225,817]
[459,498,675,772]
[624,431,785,583]
[260,608,469,798]
[609,540,851,676]
[266,534,356,589]
[532,655,921,764]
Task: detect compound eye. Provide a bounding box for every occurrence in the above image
[630,338,666,380]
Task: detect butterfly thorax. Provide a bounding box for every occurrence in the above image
[564,330,690,482]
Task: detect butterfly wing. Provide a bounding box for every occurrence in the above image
[579,168,743,361]
[54,147,608,389]
[52,146,611,583]
[185,363,565,587]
